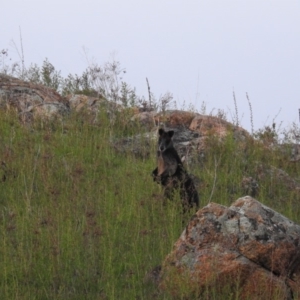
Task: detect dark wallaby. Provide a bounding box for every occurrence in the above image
[152,128,199,211]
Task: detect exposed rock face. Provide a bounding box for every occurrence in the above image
[66,94,122,114]
[160,197,300,299]
[0,74,69,121]
[67,94,101,112]
[132,110,250,141]
[189,114,249,141]
[154,110,198,128]
[130,111,156,128]
[112,127,202,160]
[0,74,132,123]
[122,111,251,162]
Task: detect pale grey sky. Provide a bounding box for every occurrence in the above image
[1,0,300,133]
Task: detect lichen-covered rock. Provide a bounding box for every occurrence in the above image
[66,94,122,113]
[160,197,300,299]
[112,127,202,160]
[67,94,100,112]
[0,74,69,121]
[130,111,156,128]
[154,110,199,128]
[189,114,249,141]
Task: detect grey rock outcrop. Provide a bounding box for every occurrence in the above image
[111,126,203,160]
[117,111,251,163]
[0,74,69,122]
[66,94,122,114]
[159,196,300,299]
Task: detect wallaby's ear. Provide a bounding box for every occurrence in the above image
[168,130,174,138]
[158,128,165,136]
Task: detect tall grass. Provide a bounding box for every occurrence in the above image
[0,108,299,299]
[0,109,183,299]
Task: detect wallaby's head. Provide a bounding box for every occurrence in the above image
[158,128,174,152]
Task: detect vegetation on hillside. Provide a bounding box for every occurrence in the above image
[1,51,300,299]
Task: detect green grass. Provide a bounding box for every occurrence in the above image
[0,108,299,299]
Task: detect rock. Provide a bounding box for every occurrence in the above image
[0,74,69,121]
[119,111,252,167]
[112,127,202,161]
[67,94,100,112]
[189,114,249,141]
[159,197,300,299]
[66,94,122,114]
[0,74,127,123]
[154,110,199,128]
[130,111,156,128]
[30,103,69,118]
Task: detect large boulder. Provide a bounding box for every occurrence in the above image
[66,94,122,113]
[132,110,249,141]
[112,127,202,160]
[0,74,69,122]
[159,196,300,299]
[189,114,249,141]
[130,111,156,128]
[154,110,198,128]
[125,111,251,164]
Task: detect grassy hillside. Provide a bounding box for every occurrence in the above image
[0,108,299,299]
